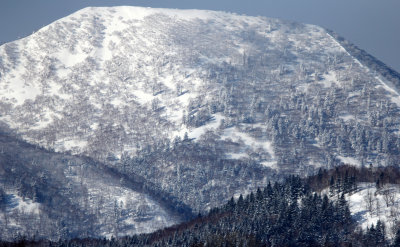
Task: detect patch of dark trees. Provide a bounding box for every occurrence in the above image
[306,164,400,193]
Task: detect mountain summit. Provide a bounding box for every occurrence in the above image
[1,6,400,240]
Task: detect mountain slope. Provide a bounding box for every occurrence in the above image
[3,6,399,166]
[1,6,400,239]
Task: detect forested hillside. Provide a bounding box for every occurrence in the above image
[5,169,400,246]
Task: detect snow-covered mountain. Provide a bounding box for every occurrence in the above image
[1,6,400,240]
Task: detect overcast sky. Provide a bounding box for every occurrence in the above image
[1,0,399,72]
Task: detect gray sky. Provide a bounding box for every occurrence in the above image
[1,0,399,72]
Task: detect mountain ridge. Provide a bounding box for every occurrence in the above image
[1,6,400,240]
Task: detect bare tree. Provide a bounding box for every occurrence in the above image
[375,199,381,217]
[382,185,391,207]
[388,189,397,206]
[390,205,399,219]
[364,189,375,213]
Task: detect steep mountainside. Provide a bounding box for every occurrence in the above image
[1,6,400,240]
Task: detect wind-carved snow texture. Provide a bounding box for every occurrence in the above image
[1,6,400,239]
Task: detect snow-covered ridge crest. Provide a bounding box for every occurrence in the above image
[68,5,276,23]
[30,5,269,41]
[77,6,221,20]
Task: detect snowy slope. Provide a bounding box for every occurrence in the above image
[0,191,41,237]
[1,6,399,170]
[0,6,389,163]
[346,183,400,239]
